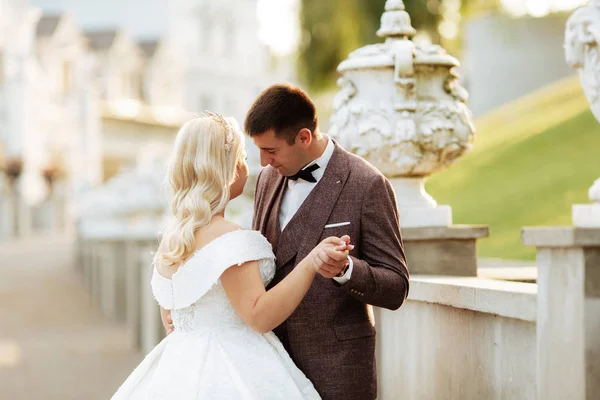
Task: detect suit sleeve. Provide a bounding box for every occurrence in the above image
[336,173,409,310]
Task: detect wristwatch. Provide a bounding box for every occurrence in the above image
[336,262,350,278]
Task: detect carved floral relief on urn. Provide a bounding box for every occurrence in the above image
[329,0,475,227]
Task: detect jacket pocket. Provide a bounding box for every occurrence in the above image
[334,322,376,341]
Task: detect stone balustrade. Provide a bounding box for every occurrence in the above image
[376,276,537,398]
[522,227,600,400]
[78,232,162,353]
[75,224,600,398]
[0,181,68,239]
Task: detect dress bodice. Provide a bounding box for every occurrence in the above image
[151,230,276,333]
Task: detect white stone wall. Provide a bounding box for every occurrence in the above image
[376,276,537,399]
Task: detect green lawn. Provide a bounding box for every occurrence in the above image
[426,75,600,260]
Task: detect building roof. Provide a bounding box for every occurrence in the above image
[84,30,119,51]
[138,39,159,58]
[36,14,63,38]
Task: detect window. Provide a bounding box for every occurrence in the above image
[121,72,130,98]
[0,50,4,86]
[224,98,235,115]
[199,94,214,111]
[138,71,146,102]
[225,21,235,57]
[201,18,212,53]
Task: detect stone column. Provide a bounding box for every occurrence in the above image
[124,237,158,350]
[402,225,489,276]
[125,240,143,349]
[522,227,600,400]
[139,243,163,353]
[1,186,18,238]
[99,240,118,320]
[16,179,31,237]
[90,241,103,307]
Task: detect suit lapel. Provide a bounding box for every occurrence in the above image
[259,170,286,252]
[276,144,350,266]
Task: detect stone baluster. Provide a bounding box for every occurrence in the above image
[139,242,164,353]
[522,227,600,400]
[515,7,600,397]
[123,237,157,349]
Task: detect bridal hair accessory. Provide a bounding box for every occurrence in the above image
[202,110,235,154]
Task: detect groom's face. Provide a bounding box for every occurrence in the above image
[252,129,307,177]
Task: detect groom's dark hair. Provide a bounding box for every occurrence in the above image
[244,83,318,145]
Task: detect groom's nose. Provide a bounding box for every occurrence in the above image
[260,154,271,167]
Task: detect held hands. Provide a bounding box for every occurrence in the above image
[309,235,354,279]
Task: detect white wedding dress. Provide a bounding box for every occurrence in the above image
[111,230,321,399]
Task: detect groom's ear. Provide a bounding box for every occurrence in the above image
[296,128,313,148]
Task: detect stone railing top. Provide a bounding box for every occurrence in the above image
[402,225,489,241]
[78,230,159,241]
[76,165,167,218]
[408,275,537,322]
[522,227,600,247]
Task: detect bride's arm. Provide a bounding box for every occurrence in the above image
[221,237,350,334]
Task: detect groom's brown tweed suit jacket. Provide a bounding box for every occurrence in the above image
[252,140,409,400]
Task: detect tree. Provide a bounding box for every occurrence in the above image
[298,0,444,92]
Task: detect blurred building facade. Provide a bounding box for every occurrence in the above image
[0,0,287,238]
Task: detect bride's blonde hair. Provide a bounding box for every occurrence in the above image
[156,113,245,265]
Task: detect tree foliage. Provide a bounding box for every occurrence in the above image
[298,0,444,91]
[297,0,506,92]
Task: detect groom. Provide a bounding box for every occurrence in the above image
[246,83,409,400]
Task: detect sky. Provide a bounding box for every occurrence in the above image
[30,0,299,55]
[500,0,587,16]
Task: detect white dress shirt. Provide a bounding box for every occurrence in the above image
[278,138,353,284]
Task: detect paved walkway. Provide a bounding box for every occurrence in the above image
[0,235,141,400]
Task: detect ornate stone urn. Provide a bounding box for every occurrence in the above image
[565,0,600,227]
[329,0,474,227]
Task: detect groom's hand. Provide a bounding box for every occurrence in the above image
[161,308,175,335]
[166,314,174,335]
[315,235,353,279]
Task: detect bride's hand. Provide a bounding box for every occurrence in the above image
[309,235,354,278]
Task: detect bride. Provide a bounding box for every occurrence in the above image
[111,112,352,399]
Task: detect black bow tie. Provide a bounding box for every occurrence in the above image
[288,163,320,183]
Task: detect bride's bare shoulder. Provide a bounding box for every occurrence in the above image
[156,218,243,276]
[196,217,243,246]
